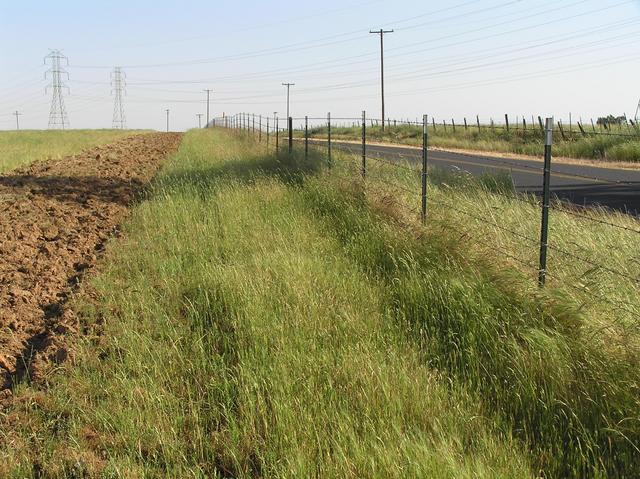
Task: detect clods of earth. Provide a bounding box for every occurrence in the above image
[0,133,182,399]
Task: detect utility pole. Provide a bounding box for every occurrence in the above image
[165,109,170,132]
[13,110,22,130]
[282,83,295,119]
[111,67,126,129]
[369,28,393,131]
[204,89,212,127]
[635,98,640,122]
[44,49,70,129]
[197,113,203,128]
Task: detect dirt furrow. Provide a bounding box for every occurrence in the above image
[0,132,182,396]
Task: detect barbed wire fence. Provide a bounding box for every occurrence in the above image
[211,111,640,323]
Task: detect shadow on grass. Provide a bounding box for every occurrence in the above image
[158,144,327,194]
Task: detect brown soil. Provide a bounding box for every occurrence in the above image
[0,133,182,397]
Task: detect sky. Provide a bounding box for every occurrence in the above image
[1,0,639,131]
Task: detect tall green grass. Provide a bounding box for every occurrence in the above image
[1,129,638,477]
[306,123,640,162]
[0,129,147,173]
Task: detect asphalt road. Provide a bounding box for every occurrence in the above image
[317,140,640,216]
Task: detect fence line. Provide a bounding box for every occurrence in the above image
[212,111,640,318]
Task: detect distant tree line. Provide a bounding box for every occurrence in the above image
[596,114,628,126]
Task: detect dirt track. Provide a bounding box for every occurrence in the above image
[0,132,182,395]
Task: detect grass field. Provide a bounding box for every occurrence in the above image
[1,129,638,477]
[302,122,640,162]
[0,129,146,173]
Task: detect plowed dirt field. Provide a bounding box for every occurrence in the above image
[0,133,182,397]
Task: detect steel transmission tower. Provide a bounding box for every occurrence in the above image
[111,67,127,129]
[13,111,22,130]
[44,50,70,129]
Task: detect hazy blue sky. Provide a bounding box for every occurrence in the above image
[1,0,639,131]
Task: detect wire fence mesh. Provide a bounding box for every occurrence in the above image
[213,111,640,322]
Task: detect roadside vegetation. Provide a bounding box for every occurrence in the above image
[0,129,146,173]
[1,129,638,477]
[304,122,640,162]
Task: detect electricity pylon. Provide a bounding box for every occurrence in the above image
[111,67,126,129]
[44,50,70,129]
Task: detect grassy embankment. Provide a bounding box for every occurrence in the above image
[1,129,638,477]
[0,129,147,173]
[303,122,640,162]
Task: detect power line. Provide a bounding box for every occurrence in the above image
[44,50,70,129]
[68,1,489,70]
[385,0,632,57]
[111,67,126,129]
[84,5,632,100]
[83,15,634,92]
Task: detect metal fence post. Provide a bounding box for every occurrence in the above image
[362,110,366,179]
[252,114,255,136]
[538,117,553,287]
[361,110,367,180]
[288,116,293,154]
[276,117,279,152]
[266,117,270,146]
[421,114,428,224]
[327,112,332,167]
[558,120,566,141]
[259,115,262,142]
[304,115,309,160]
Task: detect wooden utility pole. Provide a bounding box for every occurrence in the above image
[203,89,212,127]
[369,28,393,131]
[282,83,295,119]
